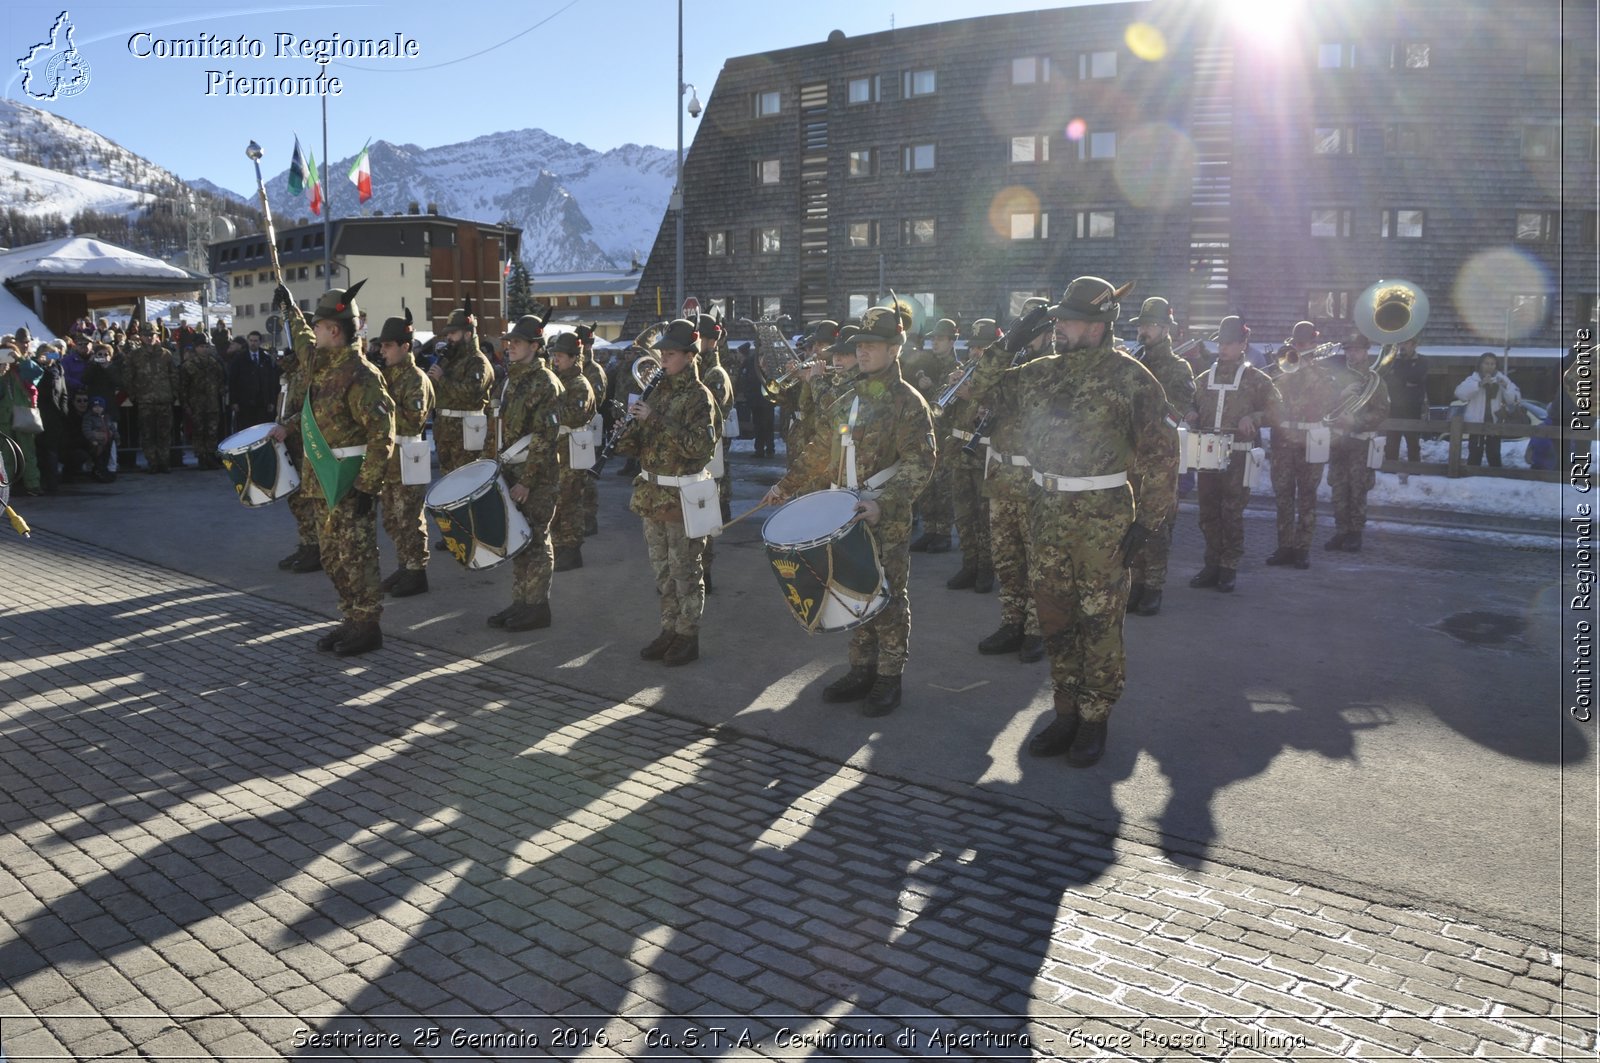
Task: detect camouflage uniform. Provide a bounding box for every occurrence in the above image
[1265,362,1335,557]
[431,325,494,473]
[285,306,395,628]
[943,369,991,578]
[127,338,177,471]
[700,346,736,581]
[777,356,937,679]
[381,351,435,573]
[615,348,718,638]
[973,332,1178,723]
[579,343,608,532]
[180,347,227,469]
[551,357,597,553]
[906,340,958,540]
[982,348,1047,639]
[277,347,326,556]
[1127,336,1195,590]
[1191,356,1275,570]
[1323,357,1391,542]
[499,358,565,608]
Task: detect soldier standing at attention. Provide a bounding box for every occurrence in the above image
[269,281,395,656]
[275,338,326,575]
[909,318,959,555]
[764,304,937,716]
[181,343,228,470]
[1124,298,1195,615]
[375,310,435,599]
[574,322,608,536]
[1322,333,1390,553]
[428,305,494,474]
[128,322,177,473]
[943,318,1000,593]
[614,319,718,666]
[697,314,736,593]
[1187,315,1275,593]
[1265,323,1335,570]
[968,277,1178,767]
[488,315,566,631]
[548,331,597,572]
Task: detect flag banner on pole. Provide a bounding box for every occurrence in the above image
[347,139,372,204]
[307,147,323,216]
[287,136,308,196]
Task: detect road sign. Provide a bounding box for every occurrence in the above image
[680,296,700,320]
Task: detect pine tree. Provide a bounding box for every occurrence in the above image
[506,258,535,318]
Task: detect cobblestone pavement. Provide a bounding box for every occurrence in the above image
[0,532,1594,1061]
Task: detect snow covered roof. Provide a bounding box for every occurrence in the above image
[529,270,641,295]
[0,286,54,343]
[0,236,208,292]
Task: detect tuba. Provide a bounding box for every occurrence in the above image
[743,317,815,398]
[1324,279,1429,424]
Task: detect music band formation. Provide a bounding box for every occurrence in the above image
[216,265,1427,771]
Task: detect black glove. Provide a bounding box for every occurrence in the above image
[1118,523,1150,568]
[351,488,375,518]
[272,283,294,314]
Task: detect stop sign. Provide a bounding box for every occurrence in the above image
[680,296,700,320]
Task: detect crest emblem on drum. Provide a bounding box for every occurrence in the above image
[772,558,800,580]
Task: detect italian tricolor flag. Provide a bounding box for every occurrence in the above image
[306,146,323,216]
[347,140,372,204]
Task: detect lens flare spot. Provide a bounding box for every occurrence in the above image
[1452,249,1552,342]
[987,186,1042,239]
[1065,118,1087,141]
[1125,22,1167,62]
[1112,124,1196,211]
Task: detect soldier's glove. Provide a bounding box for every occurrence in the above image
[1118,523,1151,568]
[272,284,294,314]
[351,488,375,518]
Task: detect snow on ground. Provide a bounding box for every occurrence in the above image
[0,155,151,218]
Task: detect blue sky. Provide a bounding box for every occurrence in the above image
[2,0,1091,197]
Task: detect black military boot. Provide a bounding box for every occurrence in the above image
[1067,719,1109,768]
[1215,567,1237,593]
[664,633,700,667]
[1324,531,1349,551]
[822,666,876,703]
[315,622,354,652]
[922,533,952,554]
[1018,635,1045,663]
[290,545,323,573]
[486,605,518,628]
[389,569,429,598]
[946,564,979,590]
[1265,548,1295,566]
[1134,589,1163,616]
[1343,533,1363,552]
[1189,565,1220,588]
[280,545,312,570]
[1028,700,1079,757]
[640,629,677,660]
[862,674,902,717]
[1294,549,1311,570]
[333,621,383,657]
[553,545,583,572]
[504,601,552,632]
[1126,583,1146,612]
[583,514,599,536]
[974,564,995,594]
[379,568,405,592]
[908,530,935,552]
[978,622,1025,655]
[703,565,714,595]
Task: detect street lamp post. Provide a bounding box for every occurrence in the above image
[674,0,701,317]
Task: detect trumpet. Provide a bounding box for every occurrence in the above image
[934,356,979,410]
[1276,340,1342,372]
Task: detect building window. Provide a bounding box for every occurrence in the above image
[1391,42,1430,69]
[1510,293,1550,328]
[1521,124,1560,159]
[848,294,871,319]
[1012,56,1050,84]
[757,295,782,319]
[1010,135,1050,163]
[909,293,937,320]
[1009,291,1048,318]
[707,297,727,320]
[1384,123,1427,155]
[1075,210,1116,239]
[848,221,879,248]
[902,218,936,246]
[757,226,781,254]
[258,271,270,283]
[902,69,936,97]
[1577,293,1599,328]
[589,295,602,307]
[1313,126,1356,155]
[753,90,781,117]
[1079,51,1117,79]
[1308,290,1355,320]
[1318,42,1356,69]
[1010,211,1048,240]
[707,231,728,256]
[847,75,880,104]
[1381,209,1425,239]
[1516,210,1558,242]
[902,143,936,172]
[316,264,325,278]
[756,158,781,185]
[1075,131,1116,160]
[1310,209,1354,238]
[847,148,877,178]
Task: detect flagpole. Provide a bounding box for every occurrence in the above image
[322,93,333,290]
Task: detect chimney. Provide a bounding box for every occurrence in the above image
[426,203,439,215]
[407,201,421,215]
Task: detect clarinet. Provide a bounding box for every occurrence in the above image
[590,368,664,477]
[959,305,1055,458]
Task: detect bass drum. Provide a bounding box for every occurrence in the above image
[424,459,530,570]
[762,489,889,633]
[217,422,300,507]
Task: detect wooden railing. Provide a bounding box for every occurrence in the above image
[1377,414,1569,482]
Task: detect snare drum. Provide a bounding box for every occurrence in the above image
[217,423,300,507]
[762,489,889,633]
[1193,431,1235,471]
[424,459,531,570]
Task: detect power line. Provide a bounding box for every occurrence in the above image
[329,0,585,73]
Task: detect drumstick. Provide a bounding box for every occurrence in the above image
[712,500,772,535]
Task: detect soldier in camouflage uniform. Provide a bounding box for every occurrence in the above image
[909,319,959,554]
[1187,315,1276,593]
[375,311,435,598]
[943,319,1000,593]
[1322,334,1391,552]
[976,299,1056,663]
[1125,297,1196,615]
[427,306,494,474]
[1265,322,1336,570]
[766,304,937,716]
[269,281,395,656]
[614,319,718,666]
[697,314,736,593]
[488,315,566,632]
[127,322,177,472]
[549,331,597,572]
[275,341,326,574]
[574,322,607,537]
[181,343,227,470]
[970,277,1178,767]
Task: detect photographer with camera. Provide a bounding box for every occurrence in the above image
[1453,352,1520,468]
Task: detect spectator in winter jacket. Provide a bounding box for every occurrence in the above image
[1453,353,1521,468]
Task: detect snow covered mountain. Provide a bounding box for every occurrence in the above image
[260,130,675,273]
[0,96,183,219]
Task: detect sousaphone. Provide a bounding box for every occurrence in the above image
[1325,279,1429,423]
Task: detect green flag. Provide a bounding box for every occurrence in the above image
[301,393,363,507]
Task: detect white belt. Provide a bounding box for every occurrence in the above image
[331,444,368,459]
[1347,431,1376,440]
[951,429,990,445]
[395,434,422,444]
[1231,442,1253,452]
[557,426,572,437]
[1031,470,1129,492]
[1291,422,1323,431]
[641,469,712,487]
[986,448,1031,467]
[830,460,900,501]
[437,408,479,418]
